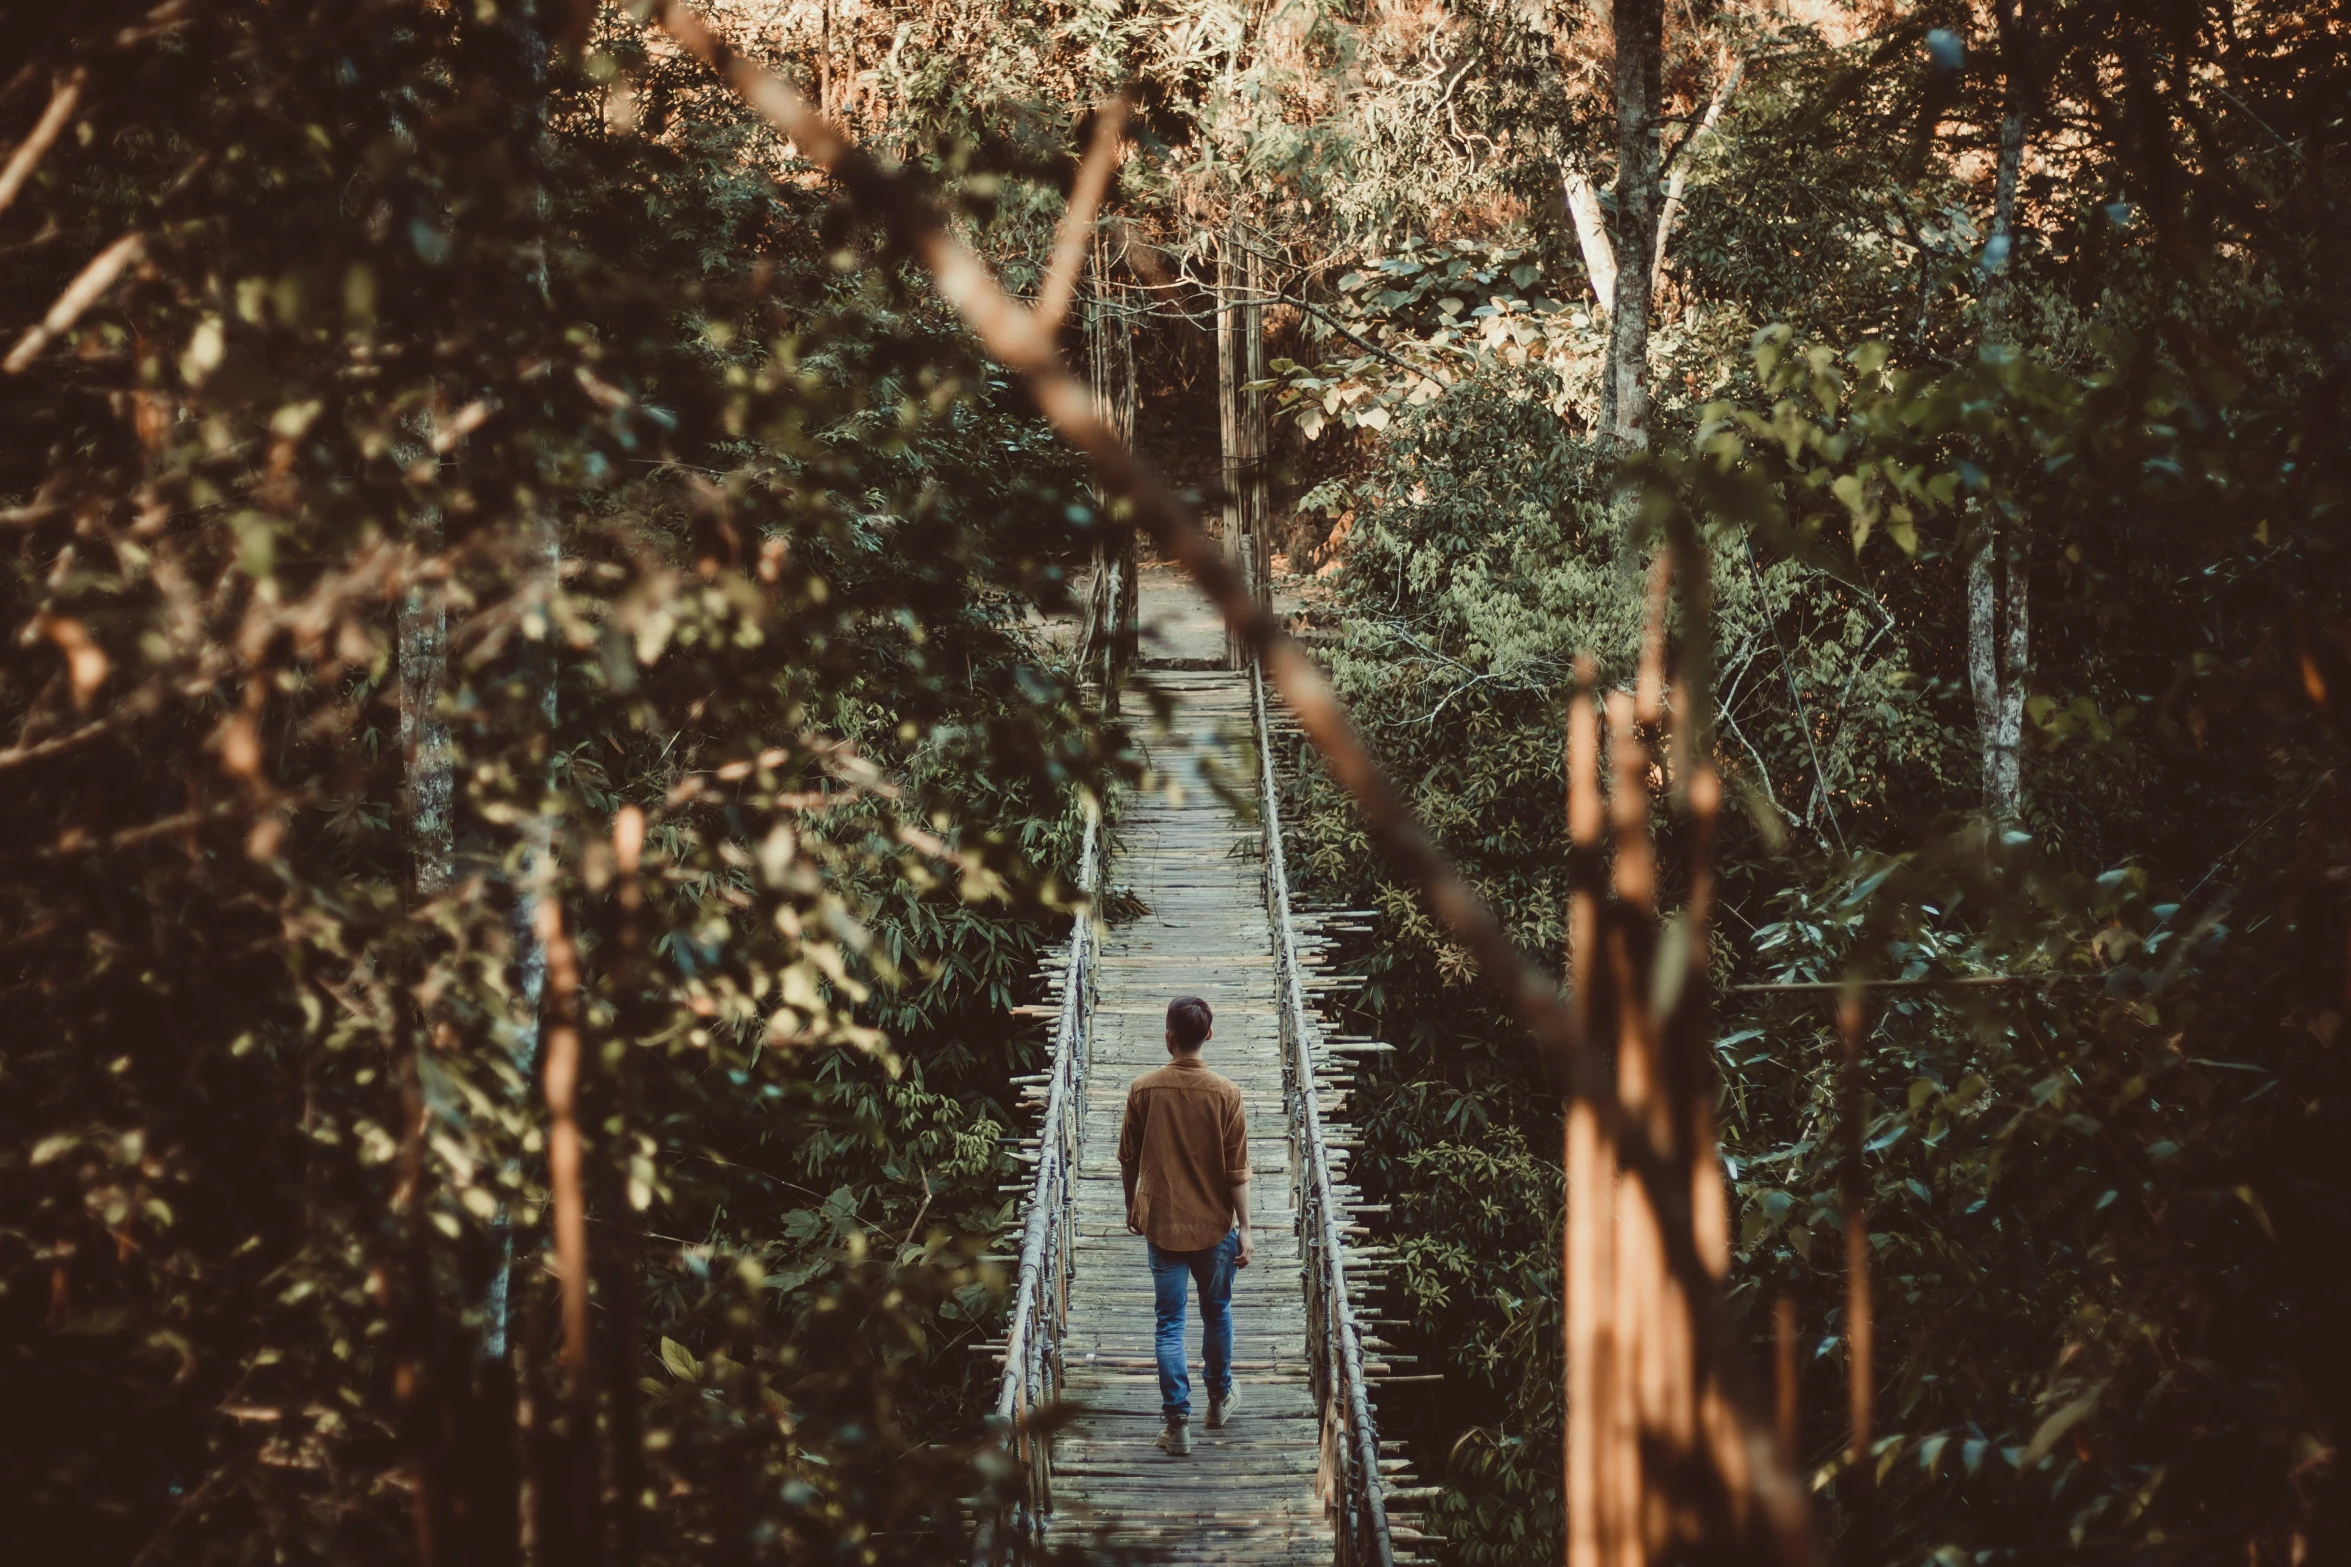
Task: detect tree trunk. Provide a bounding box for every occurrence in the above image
[394,473,453,1566]
[483,524,562,1364]
[485,1,566,1374]
[1972,0,2037,823]
[399,520,454,897]
[1602,0,1664,451]
[1982,3,2034,345]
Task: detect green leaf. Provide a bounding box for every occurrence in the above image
[2023,1390,2100,1464]
[659,1336,702,1381]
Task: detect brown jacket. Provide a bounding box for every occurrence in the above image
[1117,1054,1249,1252]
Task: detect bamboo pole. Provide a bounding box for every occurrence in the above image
[1564,664,1609,1567]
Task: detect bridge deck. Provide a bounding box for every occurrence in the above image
[1047,668,1336,1564]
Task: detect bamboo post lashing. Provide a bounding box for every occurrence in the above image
[643,9,1812,1556]
[1252,663,1395,1567]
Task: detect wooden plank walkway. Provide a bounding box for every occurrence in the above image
[1047,668,1336,1564]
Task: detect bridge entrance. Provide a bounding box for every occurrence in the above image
[981,572,1431,1564]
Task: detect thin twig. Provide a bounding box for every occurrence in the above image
[0,710,134,773]
[4,228,148,374]
[1286,292,1451,397]
[535,897,594,1391]
[0,67,85,222]
[1744,537,1847,852]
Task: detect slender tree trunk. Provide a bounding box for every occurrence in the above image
[393,496,456,1561]
[1972,0,2037,823]
[1563,163,1618,312]
[1649,56,1744,297]
[1601,0,1663,451]
[485,0,566,1374]
[1982,5,2033,346]
[400,523,454,897]
[483,525,562,1364]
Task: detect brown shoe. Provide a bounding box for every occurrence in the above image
[1154,1417,1191,1456]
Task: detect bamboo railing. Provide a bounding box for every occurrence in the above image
[1251,663,1397,1567]
[977,808,1099,1564]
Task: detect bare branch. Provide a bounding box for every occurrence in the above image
[0,67,86,223]
[1033,94,1129,337]
[1652,54,1747,295]
[4,228,147,374]
[0,710,136,775]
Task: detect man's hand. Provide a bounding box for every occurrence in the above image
[1126,1220,1142,1236]
[1234,1227,1253,1268]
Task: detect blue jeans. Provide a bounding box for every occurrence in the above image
[1148,1230,1238,1419]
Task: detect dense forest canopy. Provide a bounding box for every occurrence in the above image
[1,1,2344,1565]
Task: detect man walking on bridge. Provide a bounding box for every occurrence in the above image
[1119,994,1254,1457]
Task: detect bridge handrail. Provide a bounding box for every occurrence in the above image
[1251,663,1397,1567]
[982,803,1100,1563]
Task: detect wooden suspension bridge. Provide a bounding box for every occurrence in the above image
[976,570,1431,1565]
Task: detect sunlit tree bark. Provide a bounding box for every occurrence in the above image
[1601,0,1663,451]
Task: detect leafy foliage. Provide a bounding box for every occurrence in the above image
[1272,7,2350,1564]
[0,6,1125,1562]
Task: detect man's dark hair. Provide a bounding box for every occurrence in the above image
[1167,995,1213,1050]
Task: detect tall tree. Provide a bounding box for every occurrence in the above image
[1970,0,2040,821]
[1601,0,1665,450]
